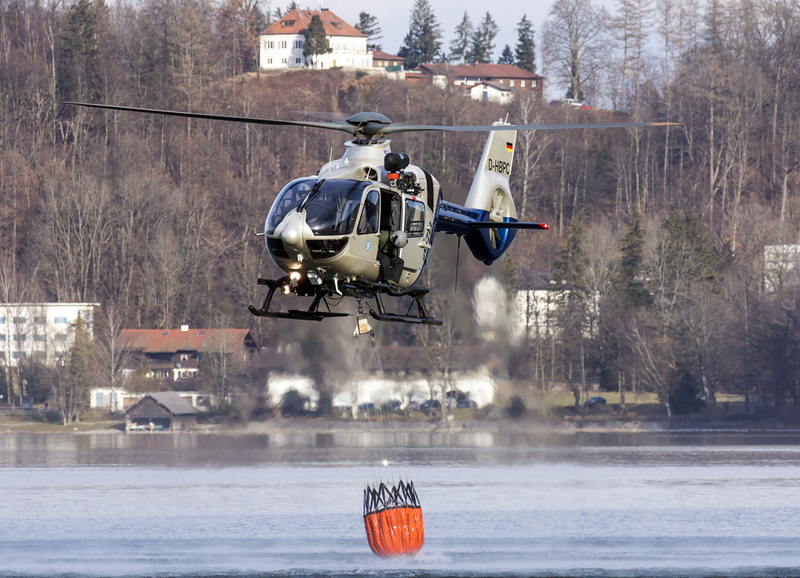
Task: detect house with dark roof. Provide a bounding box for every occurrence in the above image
[414,63,544,103]
[125,391,200,432]
[119,326,261,381]
[259,8,370,70]
[372,50,404,71]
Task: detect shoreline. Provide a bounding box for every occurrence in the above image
[4,414,800,436]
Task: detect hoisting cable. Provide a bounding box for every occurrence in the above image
[351,305,424,557]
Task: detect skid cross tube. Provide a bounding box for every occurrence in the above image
[248,276,348,321]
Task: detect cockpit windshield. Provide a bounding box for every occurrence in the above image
[303,180,370,236]
[266,178,317,234]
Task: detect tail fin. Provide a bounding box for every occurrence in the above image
[463,122,519,264]
[465,121,518,221]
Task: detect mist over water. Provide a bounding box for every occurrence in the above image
[2,430,800,577]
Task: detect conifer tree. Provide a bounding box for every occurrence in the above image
[53,314,95,426]
[468,11,499,63]
[498,45,515,65]
[58,0,108,102]
[355,11,382,51]
[449,12,473,64]
[398,0,442,68]
[613,212,651,307]
[303,14,330,67]
[550,220,590,409]
[514,14,537,72]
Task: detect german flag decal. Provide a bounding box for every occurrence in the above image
[506,142,513,152]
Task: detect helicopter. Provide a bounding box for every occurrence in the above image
[61,101,674,326]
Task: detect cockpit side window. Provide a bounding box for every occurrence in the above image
[266,178,317,234]
[357,189,379,235]
[405,199,425,237]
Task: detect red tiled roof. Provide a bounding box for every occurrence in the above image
[417,63,543,80]
[119,328,261,353]
[372,50,403,62]
[261,9,365,38]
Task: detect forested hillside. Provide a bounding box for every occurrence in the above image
[2,0,800,417]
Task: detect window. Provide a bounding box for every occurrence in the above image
[295,40,303,48]
[357,189,379,235]
[13,335,26,342]
[34,316,46,324]
[268,41,274,49]
[33,351,46,361]
[267,58,273,64]
[180,353,189,361]
[509,80,515,87]
[405,199,426,237]
[532,80,537,87]
[12,351,26,359]
[13,317,26,324]
[95,392,105,406]
[520,80,526,87]
[54,352,65,360]
[0,335,4,341]
[280,41,287,49]
[34,334,46,342]
[54,317,68,324]
[282,58,287,63]
[296,57,302,64]
[0,317,5,324]
[55,334,67,342]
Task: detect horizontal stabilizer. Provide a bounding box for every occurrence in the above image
[465,221,550,230]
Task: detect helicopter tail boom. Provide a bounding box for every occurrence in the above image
[434,123,548,264]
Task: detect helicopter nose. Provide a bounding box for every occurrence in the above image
[281,219,304,250]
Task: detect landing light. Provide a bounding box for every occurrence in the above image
[290,271,301,281]
[281,284,291,295]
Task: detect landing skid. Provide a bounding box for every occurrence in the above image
[367,283,443,325]
[248,276,443,325]
[248,276,348,321]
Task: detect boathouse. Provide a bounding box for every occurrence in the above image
[125,391,199,432]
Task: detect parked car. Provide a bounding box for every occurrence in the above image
[585,396,607,407]
[555,98,592,110]
[420,399,441,410]
[380,400,401,412]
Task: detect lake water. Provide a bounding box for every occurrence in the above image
[2,428,800,577]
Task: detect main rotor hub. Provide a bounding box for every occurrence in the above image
[346,112,393,141]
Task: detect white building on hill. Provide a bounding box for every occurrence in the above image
[259,8,370,70]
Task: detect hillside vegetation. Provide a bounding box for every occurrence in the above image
[3,0,800,421]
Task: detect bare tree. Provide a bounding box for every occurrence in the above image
[94,306,130,407]
[542,0,611,102]
[510,95,553,221]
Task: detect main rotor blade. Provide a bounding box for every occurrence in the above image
[382,121,679,134]
[59,102,359,134]
[60,101,679,137]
